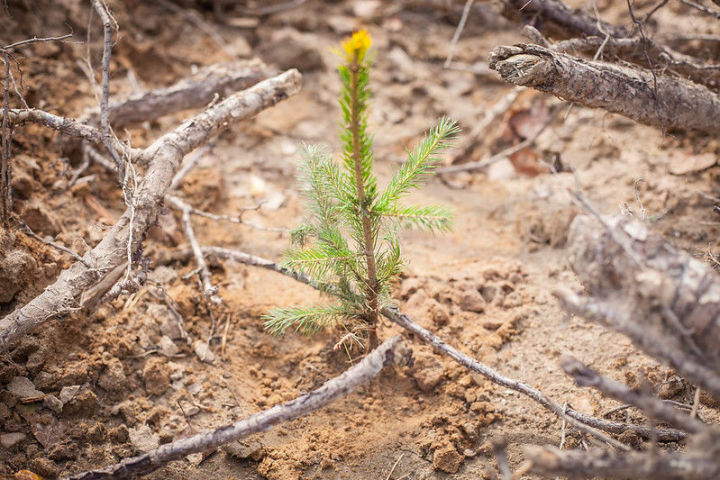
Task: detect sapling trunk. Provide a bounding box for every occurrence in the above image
[348,50,380,345]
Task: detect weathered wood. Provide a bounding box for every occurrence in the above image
[489,44,720,134]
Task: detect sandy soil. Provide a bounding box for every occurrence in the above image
[1,1,720,479]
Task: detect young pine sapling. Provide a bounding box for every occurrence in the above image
[264,30,458,348]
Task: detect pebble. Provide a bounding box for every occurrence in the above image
[128,425,159,452]
[43,395,63,414]
[58,385,81,405]
[0,432,26,449]
[193,340,215,363]
[7,376,43,402]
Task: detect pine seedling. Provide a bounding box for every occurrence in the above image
[264,30,459,348]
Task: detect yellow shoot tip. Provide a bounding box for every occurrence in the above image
[341,29,372,62]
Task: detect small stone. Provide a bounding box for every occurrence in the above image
[0,432,26,449]
[411,352,445,393]
[63,388,98,417]
[223,440,265,461]
[159,336,179,357]
[7,376,44,402]
[433,444,463,473]
[148,304,184,340]
[129,424,159,452]
[58,385,81,405]
[193,340,215,363]
[98,358,128,393]
[143,358,171,396]
[148,266,178,285]
[43,395,63,414]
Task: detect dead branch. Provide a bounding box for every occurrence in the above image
[0,69,301,353]
[524,445,720,479]
[551,34,720,90]
[503,0,627,39]
[202,246,686,443]
[167,196,222,305]
[504,0,720,91]
[556,288,720,400]
[63,335,410,480]
[561,357,709,435]
[6,108,138,157]
[489,44,720,134]
[1,51,11,227]
[90,0,124,178]
[81,59,269,127]
[557,214,720,397]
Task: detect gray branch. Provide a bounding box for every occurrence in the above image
[489,44,720,134]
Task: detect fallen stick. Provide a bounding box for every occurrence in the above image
[489,44,720,134]
[503,0,720,91]
[80,59,269,127]
[551,34,720,91]
[5,109,137,158]
[167,196,222,305]
[64,335,410,480]
[0,69,301,353]
[556,214,720,398]
[561,357,709,435]
[90,0,124,178]
[202,246,687,442]
[503,0,627,39]
[524,445,720,479]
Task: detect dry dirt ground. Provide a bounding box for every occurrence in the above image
[1,1,720,479]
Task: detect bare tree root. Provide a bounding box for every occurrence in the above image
[200,246,686,443]
[0,69,301,353]
[524,444,720,479]
[63,335,410,480]
[80,59,269,127]
[557,214,720,398]
[489,44,720,134]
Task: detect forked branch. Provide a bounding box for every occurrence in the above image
[0,69,301,353]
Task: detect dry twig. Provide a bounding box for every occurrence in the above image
[167,196,222,305]
[524,444,720,479]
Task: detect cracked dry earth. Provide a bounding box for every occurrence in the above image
[2,0,720,479]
